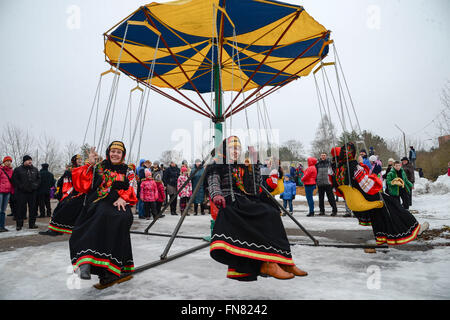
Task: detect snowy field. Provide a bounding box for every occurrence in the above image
[0,175,449,300]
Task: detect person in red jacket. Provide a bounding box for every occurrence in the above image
[0,156,14,232]
[301,157,317,216]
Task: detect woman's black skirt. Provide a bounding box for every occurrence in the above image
[210,194,294,281]
[69,200,134,277]
[354,193,420,245]
[48,194,85,234]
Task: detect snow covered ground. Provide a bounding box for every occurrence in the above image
[1,175,449,300]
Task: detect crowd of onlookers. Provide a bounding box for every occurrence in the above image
[283,146,420,217]
[0,144,446,232]
[134,158,208,220]
[0,155,56,232]
[0,155,212,232]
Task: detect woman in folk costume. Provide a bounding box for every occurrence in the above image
[207,136,307,281]
[333,142,428,245]
[40,154,85,236]
[69,141,138,288]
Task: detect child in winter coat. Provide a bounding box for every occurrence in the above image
[154,170,166,217]
[280,174,296,214]
[386,161,413,210]
[369,155,382,178]
[140,169,158,219]
[301,157,317,216]
[177,166,192,215]
[296,163,305,186]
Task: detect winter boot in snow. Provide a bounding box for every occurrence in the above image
[39,229,62,236]
[79,264,91,280]
[94,273,133,290]
[418,222,429,236]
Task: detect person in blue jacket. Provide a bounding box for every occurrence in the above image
[359,149,372,170]
[280,174,297,214]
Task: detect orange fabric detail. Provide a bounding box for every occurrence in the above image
[71,165,93,194]
[118,187,138,206]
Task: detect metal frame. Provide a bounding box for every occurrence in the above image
[99,7,388,282]
[103,6,332,125]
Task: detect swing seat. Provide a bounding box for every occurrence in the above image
[271,179,284,196]
[337,185,384,212]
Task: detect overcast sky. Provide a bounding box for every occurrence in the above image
[1,0,449,163]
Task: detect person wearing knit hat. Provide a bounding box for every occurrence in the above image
[40,154,86,237]
[191,159,206,215]
[401,156,415,207]
[2,156,12,164]
[0,156,14,232]
[151,162,166,217]
[22,155,32,165]
[368,155,382,177]
[140,169,158,220]
[382,158,396,192]
[177,165,192,215]
[37,163,56,218]
[358,149,372,170]
[12,154,40,230]
[164,160,180,215]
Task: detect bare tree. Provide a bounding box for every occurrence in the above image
[38,133,64,174]
[279,140,306,162]
[64,141,80,164]
[159,150,183,166]
[437,81,450,135]
[0,124,35,167]
[310,114,337,156]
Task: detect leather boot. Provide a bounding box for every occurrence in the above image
[99,270,118,285]
[79,264,91,280]
[279,264,308,277]
[260,262,295,280]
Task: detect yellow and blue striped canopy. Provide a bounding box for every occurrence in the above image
[104,0,331,116]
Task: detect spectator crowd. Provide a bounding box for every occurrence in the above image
[0,144,436,232]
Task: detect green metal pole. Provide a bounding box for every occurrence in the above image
[209,61,222,242]
[213,63,223,147]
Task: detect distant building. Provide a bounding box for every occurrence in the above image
[438,135,450,147]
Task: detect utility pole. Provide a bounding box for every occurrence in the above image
[394,124,407,157]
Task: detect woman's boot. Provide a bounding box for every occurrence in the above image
[279,264,308,277]
[79,264,91,280]
[260,262,295,280]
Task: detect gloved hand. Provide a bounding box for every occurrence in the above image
[391,177,405,188]
[213,195,226,208]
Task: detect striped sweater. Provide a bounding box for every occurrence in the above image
[207,163,261,200]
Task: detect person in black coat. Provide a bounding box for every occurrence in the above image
[402,157,415,207]
[38,163,56,217]
[12,155,40,230]
[163,161,180,215]
[382,158,395,194]
[315,153,337,216]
